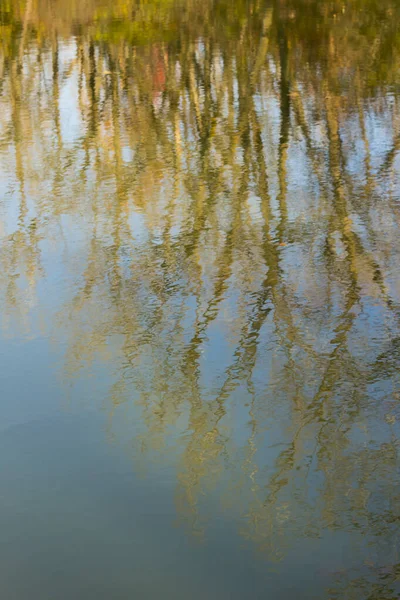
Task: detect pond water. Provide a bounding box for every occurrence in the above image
[1,1,400,598]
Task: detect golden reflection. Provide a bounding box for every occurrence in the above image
[1,0,400,596]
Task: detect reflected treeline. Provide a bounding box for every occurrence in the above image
[1,0,400,596]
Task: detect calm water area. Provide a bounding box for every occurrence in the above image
[1,1,400,598]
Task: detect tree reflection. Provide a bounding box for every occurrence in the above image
[1,0,400,596]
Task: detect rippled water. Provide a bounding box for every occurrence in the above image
[1,1,400,598]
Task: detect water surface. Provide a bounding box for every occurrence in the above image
[1,1,400,598]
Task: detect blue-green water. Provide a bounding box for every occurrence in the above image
[1,1,400,597]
